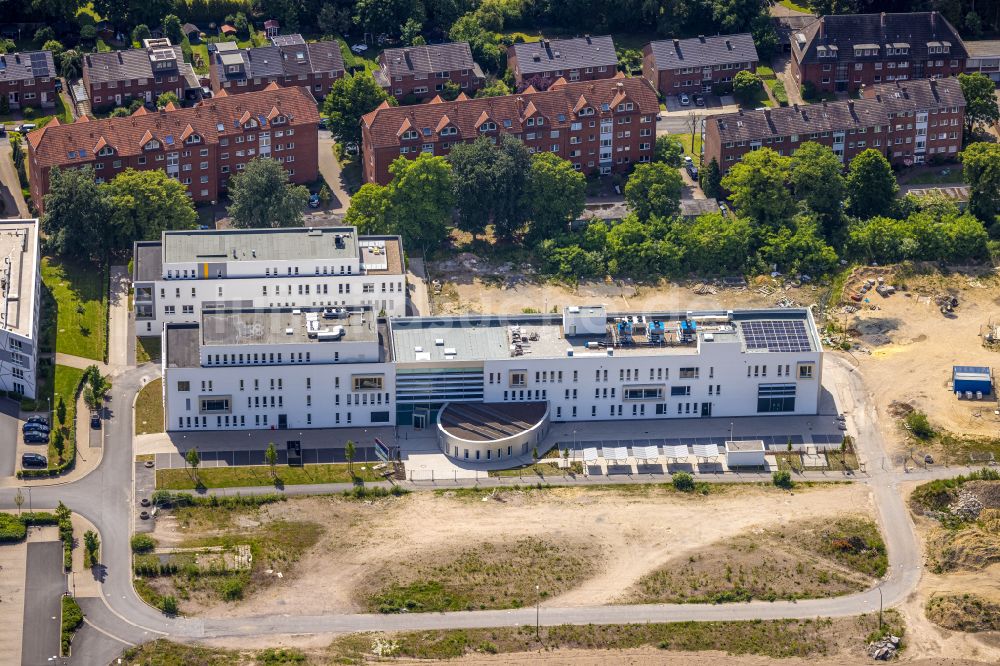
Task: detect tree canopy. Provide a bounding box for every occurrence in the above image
[41,166,112,261]
[846,149,898,219]
[959,73,1000,134]
[525,152,586,241]
[654,135,684,168]
[624,162,683,221]
[104,169,197,252]
[721,148,794,229]
[227,158,310,228]
[789,141,847,234]
[323,72,393,148]
[961,142,1000,224]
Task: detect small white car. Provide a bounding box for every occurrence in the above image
[679,93,690,106]
[350,43,368,54]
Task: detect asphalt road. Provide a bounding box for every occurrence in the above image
[21,541,67,666]
[0,355,982,662]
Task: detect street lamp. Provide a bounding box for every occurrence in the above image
[535,584,540,639]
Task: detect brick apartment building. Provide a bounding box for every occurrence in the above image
[374,42,484,102]
[642,34,759,96]
[209,34,344,99]
[361,74,659,185]
[26,84,319,212]
[507,36,618,89]
[702,78,965,173]
[83,38,201,112]
[0,50,58,111]
[791,12,967,94]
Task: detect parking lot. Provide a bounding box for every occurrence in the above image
[21,540,66,666]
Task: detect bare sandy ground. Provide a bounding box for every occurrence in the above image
[387,652,995,666]
[895,481,1000,664]
[171,483,875,619]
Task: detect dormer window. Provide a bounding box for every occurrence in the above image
[402,130,419,140]
[422,127,432,136]
[244,120,258,129]
[98,147,114,156]
[67,150,77,159]
[184,133,202,144]
[479,121,497,132]
[579,107,594,116]
[503,119,512,128]
[526,118,535,126]
[145,140,160,150]
[440,126,457,136]
[272,115,286,124]
[537,117,544,126]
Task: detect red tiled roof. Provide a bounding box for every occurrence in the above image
[27,85,319,169]
[362,75,658,149]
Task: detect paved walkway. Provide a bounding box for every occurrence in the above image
[0,141,29,218]
[317,134,351,212]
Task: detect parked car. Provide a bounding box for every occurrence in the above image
[26,415,49,426]
[91,412,101,429]
[318,117,328,129]
[14,123,37,133]
[308,193,321,209]
[0,125,6,137]
[686,163,699,179]
[683,155,693,165]
[924,454,934,464]
[21,452,47,468]
[350,43,368,54]
[679,93,690,106]
[694,94,705,107]
[23,422,50,434]
[23,432,49,444]
[54,79,63,92]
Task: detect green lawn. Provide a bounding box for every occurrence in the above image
[779,0,813,13]
[135,379,163,435]
[489,462,584,477]
[156,463,387,489]
[338,38,380,74]
[50,365,85,469]
[900,166,965,185]
[41,257,108,361]
[0,94,73,129]
[136,337,162,365]
[669,133,703,162]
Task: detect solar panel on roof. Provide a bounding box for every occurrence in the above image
[741,320,812,353]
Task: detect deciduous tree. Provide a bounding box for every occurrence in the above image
[344,183,392,234]
[790,141,847,235]
[103,169,197,254]
[700,158,722,199]
[227,157,310,228]
[654,135,684,167]
[624,162,683,220]
[525,152,585,241]
[721,148,794,229]
[323,72,393,148]
[959,73,1000,134]
[961,142,1000,224]
[41,166,112,262]
[386,153,455,247]
[846,149,897,219]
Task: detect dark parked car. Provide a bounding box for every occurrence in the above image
[91,413,101,429]
[26,415,49,426]
[686,163,699,179]
[21,453,47,468]
[24,431,50,444]
[23,422,50,434]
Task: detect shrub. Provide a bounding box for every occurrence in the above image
[343,485,409,500]
[671,472,695,492]
[130,534,156,554]
[218,577,244,601]
[772,470,794,489]
[905,411,934,439]
[0,513,27,542]
[60,595,83,655]
[160,595,178,615]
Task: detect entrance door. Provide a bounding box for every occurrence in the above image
[278,414,287,429]
[700,402,713,417]
[413,413,426,429]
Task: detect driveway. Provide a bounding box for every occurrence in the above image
[0,140,29,218]
[657,98,739,135]
[772,53,805,106]
[21,540,67,666]
[317,132,351,212]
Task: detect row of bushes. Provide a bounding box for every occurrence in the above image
[61,595,83,656]
[910,468,1000,514]
[149,490,287,508]
[0,510,60,542]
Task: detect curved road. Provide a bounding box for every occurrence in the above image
[0,356,949,663]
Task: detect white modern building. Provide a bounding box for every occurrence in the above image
[162,304,824,461]
[0,219,41,399]
[163,306,393,430]
[133,226,407,334]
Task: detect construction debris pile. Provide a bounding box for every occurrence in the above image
[936,293,959,315]
[867,635,901,661]
[949,489,986,522]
